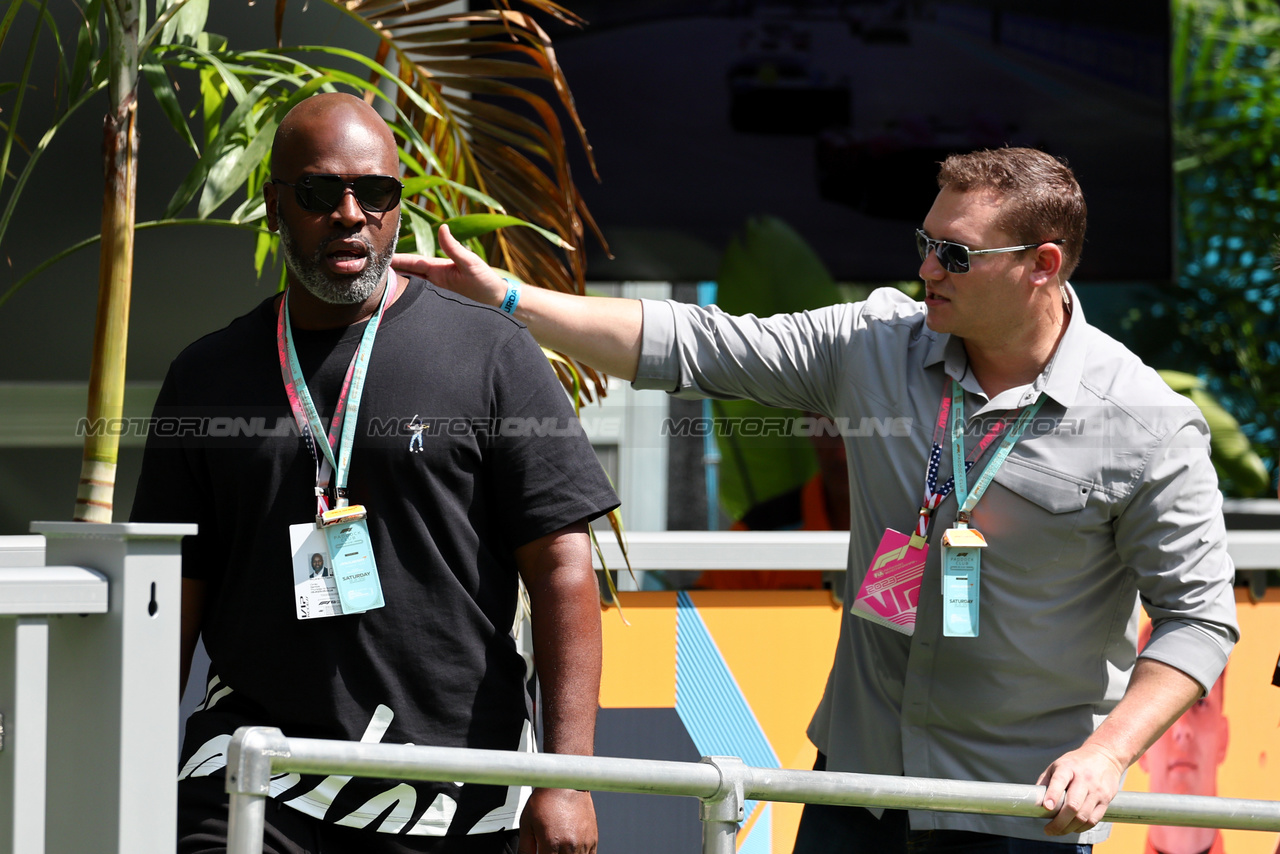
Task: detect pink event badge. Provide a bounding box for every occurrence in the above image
[851,528,927,636]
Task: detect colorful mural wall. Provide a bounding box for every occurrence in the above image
[595,589,1280,854]
[1101,590,1280,854]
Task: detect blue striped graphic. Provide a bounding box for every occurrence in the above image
[675,591,780,829]
[738,804,772,854]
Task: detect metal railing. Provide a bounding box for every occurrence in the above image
[224,727,1280,854]
[588,529,1280,596]
[5,526,1278,853]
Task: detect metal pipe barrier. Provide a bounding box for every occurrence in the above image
[224,726,1280,854]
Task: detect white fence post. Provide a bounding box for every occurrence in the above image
[32,522,193,854]
[0,535,109,854]
[0,616,50,854]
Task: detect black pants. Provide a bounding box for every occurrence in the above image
[791,755,1091,854]
[178,776,519,854]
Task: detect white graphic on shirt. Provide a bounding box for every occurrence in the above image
[513,579,535,683]
[178,733,232,780]
[178,699,531,833]
[469,718,535,834]
[283,703,395,819]
[407,791,459,836]
[408,415,426,453]
[333,782,420,833]
[286,705,465,837]
[176,731,299,793]
[270,771,303,797]
[193,674,232,713]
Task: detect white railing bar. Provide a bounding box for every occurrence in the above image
[0,566,108,615]
[742,766,1280,829]
[1226,530,1280,569]
[590,531,849,570]
[277,737,724,798]
[586,530,1280,571]
[274,742,1280,830]
[224,726,1280,854]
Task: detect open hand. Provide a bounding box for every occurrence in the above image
[392,224,506,305]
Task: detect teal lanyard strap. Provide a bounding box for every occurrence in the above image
[282,278,392,507]
[950,379,1046,524]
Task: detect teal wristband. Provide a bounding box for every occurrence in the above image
[499,277,521,315]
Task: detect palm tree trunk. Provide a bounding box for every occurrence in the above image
[74,1,139,523]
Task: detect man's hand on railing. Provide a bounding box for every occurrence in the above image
[1036,742,1125,836]
[519,787,597,853]
[1037,658,1206,836]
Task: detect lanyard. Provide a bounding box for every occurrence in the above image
[276,278,393,515]
[913,384,1010,542]
[951,379,1045,526]
[912,381,1044,543]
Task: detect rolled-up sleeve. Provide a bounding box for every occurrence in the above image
[634,299,682,392]
[1116,417,1239,693]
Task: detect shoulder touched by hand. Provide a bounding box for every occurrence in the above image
[391,224,506,306]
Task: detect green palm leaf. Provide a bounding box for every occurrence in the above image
[0,0,612,521]
[278,0,608,395]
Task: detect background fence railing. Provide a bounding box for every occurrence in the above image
[224,727,1280,854]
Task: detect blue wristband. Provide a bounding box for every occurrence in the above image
[499,277,521,315]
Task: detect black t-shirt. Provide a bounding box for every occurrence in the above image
[132,279,618,837]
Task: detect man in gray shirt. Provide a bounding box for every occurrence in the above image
[396,148,1238,853]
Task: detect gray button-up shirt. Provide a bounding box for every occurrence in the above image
[633,287,1238,843]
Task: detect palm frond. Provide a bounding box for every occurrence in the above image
[280,0,608,397]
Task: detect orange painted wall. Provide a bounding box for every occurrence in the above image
[598,588,1280,853]
[600,590,842,852]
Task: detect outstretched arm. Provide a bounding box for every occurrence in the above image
[1037,657,1202,836]
[514,520,602,854]
[392,225,644,380]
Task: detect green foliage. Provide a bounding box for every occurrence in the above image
[1,2,601,353]
[0,0,616,523]
[1159,370,1271,495]
[1122,0,1280,496]
[712,216,844,521]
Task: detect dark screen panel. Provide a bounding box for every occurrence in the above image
[525,1,1170,282]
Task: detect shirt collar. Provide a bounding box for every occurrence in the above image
[922,325,950,369]
[1033,281,1086,409]
[921,282,1087,408]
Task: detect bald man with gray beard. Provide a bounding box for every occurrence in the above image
[133,93,618,854]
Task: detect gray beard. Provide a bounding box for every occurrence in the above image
[277,213,399,305]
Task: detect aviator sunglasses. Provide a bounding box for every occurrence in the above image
[271,174,403,214]
[916,228,1062,274]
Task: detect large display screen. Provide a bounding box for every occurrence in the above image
[530,1,1171,283]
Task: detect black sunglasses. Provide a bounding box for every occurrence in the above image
[271,174,403,214]
[916,228,1062,274]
